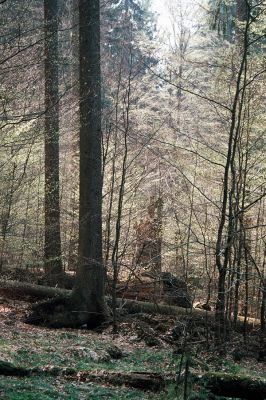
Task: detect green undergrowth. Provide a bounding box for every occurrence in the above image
[0,376,161,400]
[1,330,171,372]
[1,323,264,399]
[214,357,265,380]
[0,327,175,399]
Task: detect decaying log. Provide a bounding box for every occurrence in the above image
[0,279,69,300]
[0,360,165,392]
[194,372,266,400]
[0,279,211,323]
[114,273,192,308]
[1,358,265,399]
[77,371,165,392]
[0,279,260,330]
[0,360,30,376]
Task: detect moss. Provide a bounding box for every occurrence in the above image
[0,324,174,399]
[0,376,163,399]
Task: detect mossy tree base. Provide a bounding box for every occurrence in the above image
[195,372,266,400]
[25,296,108,329]
[0,361,30,377]
[0,279,261,330]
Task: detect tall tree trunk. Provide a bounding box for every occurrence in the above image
[261,244,266,332]
[26,0,106,329]
[237,0,248,22]
[71,0,106,327]
[44,0,63,282]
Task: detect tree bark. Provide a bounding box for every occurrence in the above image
[1,359,266,399]
[261,277,266,332]
[44,0,63,282]
[69,0,106,327]
[77,371,165,392]
[0,361,165,392]
[237,0,248,22]
[0,280,260,331]
[0,279,69,300]
[25,0,107,328]
[214,0,250,341]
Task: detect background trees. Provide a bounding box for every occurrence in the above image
[0,0,265,333]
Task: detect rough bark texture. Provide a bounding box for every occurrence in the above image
[78,371,165,392]
[44,0,62,282]
[69,0,106,327]
[237,0,248,22]
[0,279,69,300]
[25,0,106,328]
[261,278,266,332]
[0,280,260,330]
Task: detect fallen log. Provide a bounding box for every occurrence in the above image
[0,360,165,392]
[1,359,265,399]
[0,279,69,300]
[0,360,30,376]
[194,372,266,400]
[77,371,165,392]
[0,279,260,330]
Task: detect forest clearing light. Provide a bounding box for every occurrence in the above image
[150,0,171,31]
[151,0,201,38]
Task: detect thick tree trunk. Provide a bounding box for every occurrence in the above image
[0,280,260,331]
[25,0,106,328]
[237,0,248,22]
[44,0,63,283]
[69,0,106,328]
[0,279,69,300]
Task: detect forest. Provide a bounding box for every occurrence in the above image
[0,0,265,399]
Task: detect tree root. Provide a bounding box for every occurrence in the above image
[0,361,165,392]
[1,360,266,399]
[0,279,260,330]
[24,295,108,329]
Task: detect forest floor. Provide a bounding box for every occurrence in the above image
[0,297,265,400]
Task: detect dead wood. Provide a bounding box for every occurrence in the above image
[0,279,260,330]
[77,371,166,392]
[1,358,265,399]
[193,372,266,400]
[0,360,30,376]
[0,360,165,392]
[0,279,69,300]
